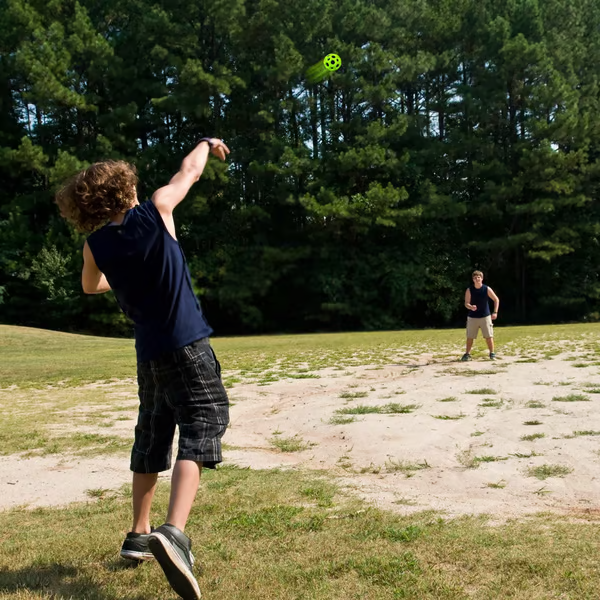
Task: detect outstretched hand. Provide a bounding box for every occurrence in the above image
[208,139,230,161]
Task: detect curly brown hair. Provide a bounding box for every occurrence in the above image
[55,160,139,233]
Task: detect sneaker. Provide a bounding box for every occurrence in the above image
[120,530,154,561]
[489,352,496,360]
[460,353,472,362]
[148,524,201,600]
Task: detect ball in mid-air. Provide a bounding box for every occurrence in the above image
[323,53,342,72]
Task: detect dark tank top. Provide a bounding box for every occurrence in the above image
[86,200,212,362]
[468,284,491,318]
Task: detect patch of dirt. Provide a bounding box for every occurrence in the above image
[3,352,600,519]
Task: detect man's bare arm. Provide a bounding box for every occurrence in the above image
[465,289,477,311]
[82,241,111,294]
[488,287,500,314]
[152,138,230,216]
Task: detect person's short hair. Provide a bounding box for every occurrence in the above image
[472,270,483,278]
[55,160,138,233]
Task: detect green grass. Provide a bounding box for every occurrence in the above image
[456,448,508,468]
[3,324,600,597]
[510,451,542,459]
[474,456,509,464]
[552,394,590,402]
[0,385,137,457]
[525,401,545,409]
[581,383,600,393]
[0,325,483,388]
[335,403,420,416]
[360,459,431,476]
[466,388,497,395]
[299,480,337,508]
[520,433,546,442]
[523,420,543,426]
[339,391,369,399]
[478,399,503,408]
[1,467,600,598]
[442,368,505,377]
[384,459,431,475]
[485,480,507,489]
[5,322,600,389]
[328,415,357,425]
[432,413,466,420]
[269,435,313,453]
[527,464,574,480]
[437,396,459,402]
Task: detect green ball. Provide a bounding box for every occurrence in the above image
[323,53,342,72]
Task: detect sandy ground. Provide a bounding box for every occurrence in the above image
[3,353,600,519]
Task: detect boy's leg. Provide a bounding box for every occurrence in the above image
[463,318,478,359]
[166,460,203,532]
[482,317,495,355]
[164,341,227,532]
[127,359,176,535]
[132,472,159,533]
[148,339,228,600]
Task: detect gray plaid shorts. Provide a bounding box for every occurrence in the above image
[131,338,230,473]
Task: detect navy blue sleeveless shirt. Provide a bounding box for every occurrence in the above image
[86,201,212,362]
[468,284,491,318]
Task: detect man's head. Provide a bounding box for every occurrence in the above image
[472,270,484,285]
[55,160,139,233]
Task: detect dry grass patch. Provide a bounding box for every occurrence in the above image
[526,464,573,480]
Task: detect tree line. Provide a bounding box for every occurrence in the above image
[1,0,600,337]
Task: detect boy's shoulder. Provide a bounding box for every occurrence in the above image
[129,200,161,223]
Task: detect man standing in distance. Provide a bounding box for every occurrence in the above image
[461,270,500,361]
[55,137,231,600]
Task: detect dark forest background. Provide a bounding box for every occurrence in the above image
[2,0,600,337]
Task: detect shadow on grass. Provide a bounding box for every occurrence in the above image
[0,561,148,600]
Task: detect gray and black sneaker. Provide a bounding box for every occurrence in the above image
[489,352,496,360]
[120,530,154,561]
[148,524,201,600]
[460,353,472,362]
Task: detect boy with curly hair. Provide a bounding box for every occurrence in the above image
[56,138,231,600]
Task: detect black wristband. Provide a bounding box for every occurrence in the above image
[198,137,214,149]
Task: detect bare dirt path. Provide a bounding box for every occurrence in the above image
[3,354,600,519]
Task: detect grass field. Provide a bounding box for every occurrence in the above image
[1,323,600,599]
[3,322,600,389]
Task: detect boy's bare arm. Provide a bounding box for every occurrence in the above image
[82,241,111,294]
[487,287,500,315]
[464,289,477,311]
[152,138,230,215]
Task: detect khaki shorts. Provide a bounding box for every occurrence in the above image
[466,316,493,339]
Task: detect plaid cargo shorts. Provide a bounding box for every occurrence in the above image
[131,338,230,473]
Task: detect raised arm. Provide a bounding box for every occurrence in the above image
[151,138,230,216]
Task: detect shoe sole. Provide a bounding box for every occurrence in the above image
[148,532,201,600]
[120,550,154,561]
